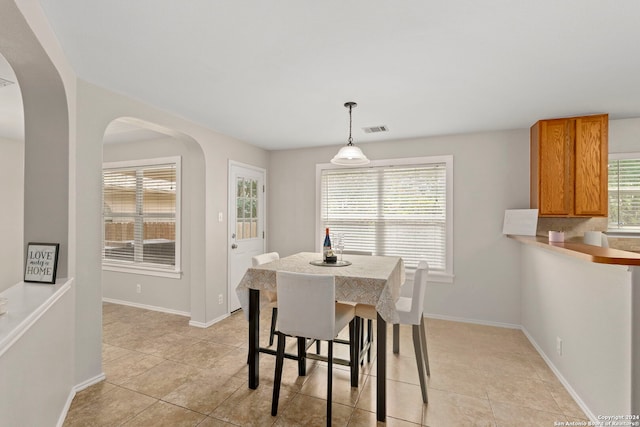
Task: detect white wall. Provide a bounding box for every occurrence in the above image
[520,244,632,417]
[102,136,204,314]
[0,137,23,292]
[269,129,530,325]
[610,117,640,154]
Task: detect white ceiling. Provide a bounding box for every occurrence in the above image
[4,1,640,149]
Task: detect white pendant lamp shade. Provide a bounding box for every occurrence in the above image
[331,144,370,165]
[331,102,370,166]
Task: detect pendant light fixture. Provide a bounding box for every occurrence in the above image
[331,102,370,165]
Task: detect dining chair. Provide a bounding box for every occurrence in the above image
[354,261,430,403]
[271,271,356,425]
[252,252,280,346]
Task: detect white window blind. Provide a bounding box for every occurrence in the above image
[609,157,640,230]
[320,161,449,273]
[103,157,180,273]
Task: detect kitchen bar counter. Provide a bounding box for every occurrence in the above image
[0,278,76,426]
[509,235,640,266]
[511,234,640,417]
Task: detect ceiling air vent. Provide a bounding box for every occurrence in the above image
[363,125,388,134]
[0,77,15,88]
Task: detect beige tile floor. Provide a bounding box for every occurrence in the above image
[63,302,589,426]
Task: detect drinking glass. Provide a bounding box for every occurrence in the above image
[336,234,345,261]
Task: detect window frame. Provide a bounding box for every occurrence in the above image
[102,156,182,278]
[315,155,454,283]
[608,152,640,235]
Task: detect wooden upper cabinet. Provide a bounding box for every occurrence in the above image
[574,115,608,215]
[530,114,608,217]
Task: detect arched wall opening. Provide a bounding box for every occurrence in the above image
[0,1,69,281]
[0,3,77,425]
[101,117,206,318]
[0,53,25,292]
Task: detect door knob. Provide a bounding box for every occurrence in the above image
[231,243,238,249]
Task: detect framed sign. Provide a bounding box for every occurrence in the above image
[24,242,60,284]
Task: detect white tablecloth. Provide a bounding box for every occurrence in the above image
[235,252,404,323]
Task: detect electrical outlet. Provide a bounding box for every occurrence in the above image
[136,284,142,294]
[218,294,223,304]
[556,337,562,355]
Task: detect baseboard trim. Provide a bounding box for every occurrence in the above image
[102,298,235,328]
[57,373,106,427]
[189,312,229,328]
[102,298,190,318]
[521,327,596,422]
[424,312,521,330]
[74,372,106,392]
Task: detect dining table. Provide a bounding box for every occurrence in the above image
[235,251,405,422]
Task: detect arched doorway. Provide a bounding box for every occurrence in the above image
[101,117,206,321]
[0,2,79,425]
[0,1,70,279]
[0,53,24,291]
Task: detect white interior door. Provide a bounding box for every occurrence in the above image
[228,161,265,312]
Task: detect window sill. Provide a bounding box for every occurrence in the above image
[102,263,182,279]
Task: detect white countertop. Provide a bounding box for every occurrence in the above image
[0,278,73,356]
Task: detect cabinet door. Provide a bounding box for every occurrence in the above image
[538,119,573,216]
[574,114,608,216]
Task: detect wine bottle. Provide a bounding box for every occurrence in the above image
[323,228,332,262]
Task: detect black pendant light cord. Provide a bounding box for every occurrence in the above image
[345,102,357,146]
